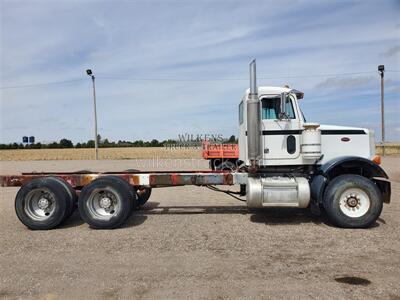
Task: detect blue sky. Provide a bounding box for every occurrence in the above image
[1,0,399,144]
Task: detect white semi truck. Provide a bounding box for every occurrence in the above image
[0,60,391,230]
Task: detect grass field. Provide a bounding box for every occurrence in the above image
[0,147,202,161]
[375,143,400,155]
[0,144,399,161]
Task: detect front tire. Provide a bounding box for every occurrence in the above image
[323,175,383,228]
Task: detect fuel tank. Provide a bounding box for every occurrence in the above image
[246,176,310,208]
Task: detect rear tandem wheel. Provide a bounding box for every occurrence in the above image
[15,177,72,230]
[136,187,152,206]
[48,176,77,220]
[78,176,137,229]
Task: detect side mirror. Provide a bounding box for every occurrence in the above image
[279,92,287,119]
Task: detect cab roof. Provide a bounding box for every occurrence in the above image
[245,86,304,99]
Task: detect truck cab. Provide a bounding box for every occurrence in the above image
[238,86,375,166]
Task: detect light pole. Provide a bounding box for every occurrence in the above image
[86,69,99,160]
[378,65,385,156]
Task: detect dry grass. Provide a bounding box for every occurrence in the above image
[375,143,400,155]
[0,147,202,161]
[0,144,399,161]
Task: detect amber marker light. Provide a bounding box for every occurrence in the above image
[372,155,381,165]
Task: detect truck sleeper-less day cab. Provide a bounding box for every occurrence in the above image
[0,60,391,230]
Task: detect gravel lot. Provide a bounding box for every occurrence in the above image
[0,158,399,299]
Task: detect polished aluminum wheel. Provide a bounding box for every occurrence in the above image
[86,188,121,220]
[339,188,370,218]
[24,188,56,221]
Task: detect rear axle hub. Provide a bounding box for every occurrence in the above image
[99,197,112,209]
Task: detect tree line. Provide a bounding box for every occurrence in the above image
[0,135,237,150]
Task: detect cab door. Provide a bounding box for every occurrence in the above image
[260,94,301,160]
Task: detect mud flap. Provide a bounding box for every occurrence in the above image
[373,178,391,203]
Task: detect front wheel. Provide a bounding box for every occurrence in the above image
[323,174,383,228]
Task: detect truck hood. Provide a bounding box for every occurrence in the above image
[318,124,369,132]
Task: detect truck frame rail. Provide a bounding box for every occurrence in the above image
[0,170,248,189]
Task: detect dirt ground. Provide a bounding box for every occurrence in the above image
[0,158,399,300]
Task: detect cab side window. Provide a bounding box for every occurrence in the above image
[261,97,295,119]
[239,101,244,124]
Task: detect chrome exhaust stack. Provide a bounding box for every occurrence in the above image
[247,59,261,171]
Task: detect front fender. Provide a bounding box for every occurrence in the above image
[311,156,390,204]
[318,156,388,179]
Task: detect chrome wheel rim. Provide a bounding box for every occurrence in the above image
[86,188,120,220]
[24,188,56,221]
[339,188,370,218]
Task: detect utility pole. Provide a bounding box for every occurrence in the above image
[86,69,99,160]
[378,65,385,156]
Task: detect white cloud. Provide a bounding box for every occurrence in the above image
[383,45,400,58]
[314,76,375,90]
